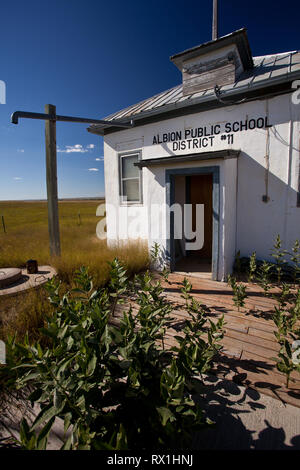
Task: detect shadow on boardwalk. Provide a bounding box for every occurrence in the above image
[160,273,300,407]
[193,375,300,450]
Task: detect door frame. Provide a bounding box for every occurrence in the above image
[165,165,220,280]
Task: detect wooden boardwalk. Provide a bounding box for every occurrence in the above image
[160,273,300,408]
[114,272,300,408]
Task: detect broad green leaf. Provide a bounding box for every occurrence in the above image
[31,401,66,431]
[36,417,55,450]
[86,353,97,377]
[156,406,174,426]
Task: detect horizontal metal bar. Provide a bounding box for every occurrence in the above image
[11,110,134,128]
[11,111,53,124]
[56,115,134,127]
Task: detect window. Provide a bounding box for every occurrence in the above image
[119,152,142,204]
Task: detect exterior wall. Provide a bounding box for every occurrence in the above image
[174,175,186,257]
[103,91,300,279]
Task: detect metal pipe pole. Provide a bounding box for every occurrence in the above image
[212,0,218,40]
[11,110,134,127]
[45,104,61,257]
[11,106,135,258]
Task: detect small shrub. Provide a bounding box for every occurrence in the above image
[227,275,247,312]
[270,234,288,285]
[248,251,257,283]
[274,283,291,309]
[7,257,224,450]
[257,261,272,296]
[272,304,300,388]
[290,239,300,286]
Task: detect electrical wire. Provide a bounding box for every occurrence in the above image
[214,84,247,106]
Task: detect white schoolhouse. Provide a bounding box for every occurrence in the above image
[88,29,300,281]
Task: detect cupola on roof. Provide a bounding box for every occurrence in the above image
[170,28,254,95]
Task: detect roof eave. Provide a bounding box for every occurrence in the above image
[88,71,300,136]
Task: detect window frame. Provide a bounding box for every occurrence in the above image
[119,150,143,205]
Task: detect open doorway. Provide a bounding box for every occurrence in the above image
[173,173,213,279]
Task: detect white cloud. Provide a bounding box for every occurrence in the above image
[17,149,24,153]
[95,157,104,161]
[13,177,23,180]
[88,168,99,172]
[57,143,97,154]
[57,144,88,153]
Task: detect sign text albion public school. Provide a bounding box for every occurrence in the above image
[152,115,272,150]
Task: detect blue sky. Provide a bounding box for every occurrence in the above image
[0,0,299,200]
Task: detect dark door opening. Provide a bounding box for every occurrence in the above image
[174,174,213,277]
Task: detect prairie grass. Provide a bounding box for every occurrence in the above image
[0,199,149,342]
[0,288,53,344]
[0,199,149,280]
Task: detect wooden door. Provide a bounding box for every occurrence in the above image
[189,174,213,259]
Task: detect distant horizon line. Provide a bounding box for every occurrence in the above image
[0,196,105,202]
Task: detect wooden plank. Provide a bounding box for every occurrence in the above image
[225,329,279,352]
[164,276,280,309]
[167,288,277,312]
[220,313,275,333]
[119,287,277,335]
[234,358,300,391]
[269,389,300,408]
[166,272,284,296]
[45,104,61,257]
[248,327,276,342]
[221,336,276,360]
[219,321,248,334]
[169,309,248,334]
[183,63,235,95]
[165,292,275,327]
[241,350,300,383]
[116,274,300,408]
[170,307,276,335]
[168,275,280,305]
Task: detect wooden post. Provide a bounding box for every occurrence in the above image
[45,104,61,257]
[212,0,218,40]
[1,215,6,233]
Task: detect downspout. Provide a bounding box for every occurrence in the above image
[263,99,270,202]
[283,99,294,246]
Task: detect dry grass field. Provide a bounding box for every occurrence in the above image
[0,199,149,341]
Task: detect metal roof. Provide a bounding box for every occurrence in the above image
[88,49,300,135]
[170,28,253,71]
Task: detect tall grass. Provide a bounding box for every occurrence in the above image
[0,288,53,344]
[0,199,104,267]
[0,199,149,342]
[53,238,149,287]
[0,200,149,281]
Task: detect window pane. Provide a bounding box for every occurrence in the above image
[122,155,139,178]
[123,178,140,201]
